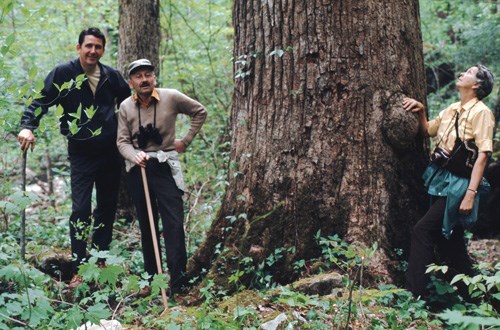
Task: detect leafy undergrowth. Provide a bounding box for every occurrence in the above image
[162,286,441,330]
[2,230,498,330]
[0,260,434,329]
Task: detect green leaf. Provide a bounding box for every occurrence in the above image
[1,34,15,55]
[66,306,85,329]
[88,250,110,260]
[470,274,483,284]
[0,265,20,281]
[79,263,100,282]
[76,103,82,120]
[6,300,23,317]
[53,82,62,92]
[68,110,80,120]
[439,309,500,327]
[24,288,47,302]
[451,274,466,285]
[19,6,30,17]
[68,119,79,135]
[55,104,64,118]
[88,127,101,137]
[0,200,16,215]
[28,66,38,80]
[85,303,111,323]
[435,281,453,294]
[74,74,87,89]
[233,306,256,320]
[98,265,123,286]
[307,309,317,320]
[19,84,30,98]
[151,273,168,296]
[84,105,96,119]
[59,79,74,92]
[124,274,140,294]
[1,2,14,16]
[34,79,45,93]
[24,298,53,328]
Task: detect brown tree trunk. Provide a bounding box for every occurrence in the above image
[190,0,429,288]
[118,0,160,76]
[116,0,160,221]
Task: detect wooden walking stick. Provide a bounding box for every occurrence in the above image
[140,166,169,308]
[20,150,27,260]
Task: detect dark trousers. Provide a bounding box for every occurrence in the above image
[127,159,187,289]
[406,197,474,298]
[69,151,121,273]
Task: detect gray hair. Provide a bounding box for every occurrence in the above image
[474,64,494,100]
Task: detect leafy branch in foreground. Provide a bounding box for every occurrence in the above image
[31,74,102,139]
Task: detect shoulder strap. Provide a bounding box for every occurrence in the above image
[454,111,460,142]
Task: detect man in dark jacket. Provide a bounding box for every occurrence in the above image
[17,27,131,288]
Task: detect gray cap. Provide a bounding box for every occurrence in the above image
[127,59,154,77]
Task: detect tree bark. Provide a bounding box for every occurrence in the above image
[118,0,160,76]
[190,0,429,288]
[116,0,160,221]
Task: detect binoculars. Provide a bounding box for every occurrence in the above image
[137,124,163,148]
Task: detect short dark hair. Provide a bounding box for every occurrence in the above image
[78,27,106,48]
[474,64,494,100]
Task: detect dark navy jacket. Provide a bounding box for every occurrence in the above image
[21,58,131,156]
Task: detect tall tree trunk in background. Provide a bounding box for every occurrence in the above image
[116,0,160,221]
[117,0,160,75]
[190,0,429,288]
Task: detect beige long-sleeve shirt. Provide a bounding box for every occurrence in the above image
[117,88,207,163]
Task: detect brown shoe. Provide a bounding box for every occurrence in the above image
[137,286,151,297]
[96,261,107,268]
[68,275,83,289]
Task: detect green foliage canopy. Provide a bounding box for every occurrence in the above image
[420,0,499,118]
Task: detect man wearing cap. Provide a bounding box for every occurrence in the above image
[17,27,131,288]
[117,59,207,295]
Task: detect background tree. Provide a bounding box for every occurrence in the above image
[116,0,160,220]
[189,0,429,288]
[118,0,160,75]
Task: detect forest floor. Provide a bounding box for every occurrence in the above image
[16,177,500,329]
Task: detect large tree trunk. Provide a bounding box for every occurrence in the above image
[116,0,160,221]
[190,0,429,288]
